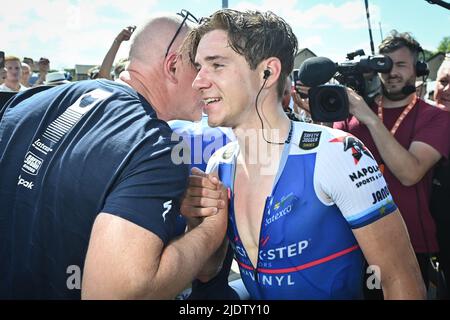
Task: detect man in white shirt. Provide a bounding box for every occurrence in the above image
[0,56,28,92]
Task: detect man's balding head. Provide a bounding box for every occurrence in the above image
[121,14,202,122]
[434,56,450,110]
[129,16,192,63]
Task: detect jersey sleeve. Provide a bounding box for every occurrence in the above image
[314,129,397,229]
[102,134,189,245]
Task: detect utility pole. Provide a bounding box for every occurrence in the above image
[379,21,383,42]
[222,0,228,8]
[364,0,375,55]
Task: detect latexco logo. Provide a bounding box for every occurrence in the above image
[32,139,53,154]
[17,176,34,190]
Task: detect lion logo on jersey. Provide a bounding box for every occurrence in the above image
[330,135,374,165]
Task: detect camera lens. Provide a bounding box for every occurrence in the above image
[308,84,349,122]
[319,89,342,112]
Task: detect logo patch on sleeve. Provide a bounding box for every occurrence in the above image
[299,131,321,150]
[329,135,374,165]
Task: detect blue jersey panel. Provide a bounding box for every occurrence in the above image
[223,154,364,300]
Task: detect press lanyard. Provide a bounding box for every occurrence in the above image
[377,94,417,135]
[376,94,417,173]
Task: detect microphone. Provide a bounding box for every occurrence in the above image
[297,57,337,87]
[401,85,417,95]
[381,82,417,101]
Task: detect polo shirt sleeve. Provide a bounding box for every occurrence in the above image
[102,134,189,245]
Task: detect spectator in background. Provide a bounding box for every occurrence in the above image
[20,63,31,88]
[0,52,4,85]
[30,57,50,87]
[291,84,315,123]
[415,79,427,99]
[44,71,70,86]
[0,56,27,92]
[430,55,450,298]
[64,71,73,82]
[281,76,300,121]
[87,66,100,80]
[334,31,450,296]
[434,55,450,112]
[98,26,136,80]
[113,58,129,79]
[0,68,6,86]
[23,57,35,71]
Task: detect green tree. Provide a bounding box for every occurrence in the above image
[437,36,450,53]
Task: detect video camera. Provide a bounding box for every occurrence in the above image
[293,50,393,122]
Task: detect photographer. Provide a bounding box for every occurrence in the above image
[334,31,450,295]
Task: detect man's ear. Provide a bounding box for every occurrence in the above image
[261,57,281,88]
[164,52,179,84]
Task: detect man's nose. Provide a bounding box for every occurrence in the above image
[388,66,400,78]
[192,69,211,91]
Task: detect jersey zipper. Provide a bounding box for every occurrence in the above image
[254,196,272,284]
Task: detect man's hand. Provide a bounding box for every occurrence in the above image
[180,167,228,229]
[346,88,379,126]
[180,167,230,282]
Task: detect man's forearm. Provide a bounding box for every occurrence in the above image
[144,219,227,299]
[98,41,121,79]
[382,275,426,300]
[185,217,229,282]
[366,118,422,185]
[196,238,229,283]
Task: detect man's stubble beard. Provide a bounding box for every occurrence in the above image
[381,75,416,101]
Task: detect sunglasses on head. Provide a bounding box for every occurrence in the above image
[164,9,199,58]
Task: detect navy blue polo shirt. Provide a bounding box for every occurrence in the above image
[0,79,189,299]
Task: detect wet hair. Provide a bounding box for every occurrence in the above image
[379,30,422,62]
[184,9,298,98]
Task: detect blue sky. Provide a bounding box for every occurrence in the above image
[1,0,449,70]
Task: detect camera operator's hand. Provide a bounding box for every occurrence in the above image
[346,88,379,127]
[293,81,312,111]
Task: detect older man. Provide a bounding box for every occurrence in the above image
[434,55,450,111]
[0,14,227,299]
[430,55,450,298]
